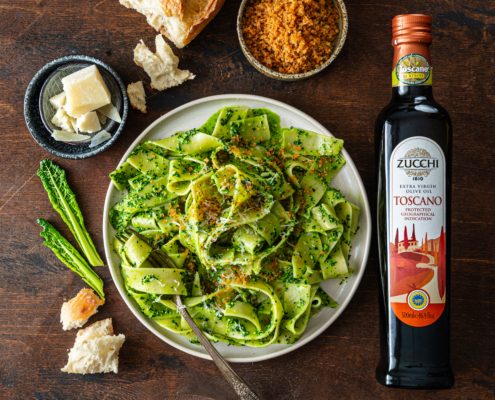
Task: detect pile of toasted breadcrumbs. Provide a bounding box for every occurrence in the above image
[242,0,340,74]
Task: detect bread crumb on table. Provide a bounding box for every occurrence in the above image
[127,81,147,114]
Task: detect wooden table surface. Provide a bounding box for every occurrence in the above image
[1,1,494,399]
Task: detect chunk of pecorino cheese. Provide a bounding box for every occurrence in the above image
[76,111,102,133]
[62,65,112,118]
[51,107,76,132]
[49,92,66,109]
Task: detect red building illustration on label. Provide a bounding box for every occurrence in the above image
[393,224,419,253]
[389,223,446,327]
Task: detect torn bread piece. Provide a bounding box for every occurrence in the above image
[134,34,195,91]
[119,0,225,48]
[74,318,114,343]
[61,288,104,331]
[127,81,147,113]
[62,318,125,374]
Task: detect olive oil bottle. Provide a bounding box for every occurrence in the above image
[375,14,454,388]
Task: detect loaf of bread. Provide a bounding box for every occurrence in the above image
[119,0,225,48]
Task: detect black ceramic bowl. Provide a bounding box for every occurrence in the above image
[24,55,129,159]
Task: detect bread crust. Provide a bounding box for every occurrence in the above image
[161,0,225,47]
[60,288,104,331]
[162,0,184,19]
[119,0,225,48]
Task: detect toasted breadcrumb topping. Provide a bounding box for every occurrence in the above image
[242,0,340,74]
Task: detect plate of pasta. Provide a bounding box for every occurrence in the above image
[103,94,371,362]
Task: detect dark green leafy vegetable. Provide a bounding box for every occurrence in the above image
[37,160,103,267]
[38,219,104,299]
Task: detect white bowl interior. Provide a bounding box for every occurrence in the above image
[103,94,371,362]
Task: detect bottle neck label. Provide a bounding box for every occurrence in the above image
[387,137,446,327]
[392,52,432,87]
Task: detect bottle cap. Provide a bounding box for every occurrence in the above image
[392,14,432,46]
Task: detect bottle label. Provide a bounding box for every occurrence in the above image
[388,137,446,327]
[392,53,432,87]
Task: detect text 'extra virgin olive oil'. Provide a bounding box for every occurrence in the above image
[375,14,454,388]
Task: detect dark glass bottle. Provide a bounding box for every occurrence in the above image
[375,14,454,388]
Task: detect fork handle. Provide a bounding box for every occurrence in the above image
[124,229,260,399]
[174,297,260,400]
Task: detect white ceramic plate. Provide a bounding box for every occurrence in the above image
[103,94,371,363]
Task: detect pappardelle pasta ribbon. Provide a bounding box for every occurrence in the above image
[109,106,360,346]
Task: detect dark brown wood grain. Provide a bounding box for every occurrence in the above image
[0,0,494,399]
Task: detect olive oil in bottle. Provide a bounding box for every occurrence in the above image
[375,14,454,388]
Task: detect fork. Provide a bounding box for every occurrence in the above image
[117,228,260,400]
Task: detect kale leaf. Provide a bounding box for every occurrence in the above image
[38,218,104,299]
[37,160,103,267]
